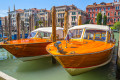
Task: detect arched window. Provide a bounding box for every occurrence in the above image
[89,9,90,12]
[108,13,110,16]
[92,9,94,12]
[92,14,94,17]
[95,13,97,16]
[116,6,117,10]
[114,18,116,22]
[99,8,101,11]
[114,12,116,16]
[96,8,97,11]
[89,14,90,17]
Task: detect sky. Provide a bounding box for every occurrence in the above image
[0,0,114,17]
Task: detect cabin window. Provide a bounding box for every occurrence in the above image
[83,30,106,41]
[28,32,37,38]
[36,32,42,38]
[36,32,51,38]
[69,29,83,39]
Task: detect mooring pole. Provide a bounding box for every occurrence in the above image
[16,13,20,40]
[64,10,68,39]
[29,15,32,34]
[21,21,25,39]
[8,14,12,40]
[52,6,56,64]
[1,25,3,40]
[32,14,35,30]
[78,15,82,25]
[5,17,8,37]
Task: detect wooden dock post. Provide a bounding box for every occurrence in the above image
[1,25,3,40]
[16,13,20,40]
[5,17,8,37]
[64,10,68,38]
[21,21,25,39]
[29,15,31,33]
[32,14,35,30]
[52,6,56,64]
[8,14,12,40]
[78,15,82,25]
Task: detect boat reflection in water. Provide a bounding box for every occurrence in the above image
[0,48,16,60]
[46,24,115,76]
[0,27,63,61]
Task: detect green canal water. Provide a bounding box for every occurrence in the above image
[0,32,119,80]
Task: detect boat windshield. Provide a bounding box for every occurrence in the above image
[83,29,106,41]
[68,29,83,39]
[27,32,37,38]
[35,32,51,39]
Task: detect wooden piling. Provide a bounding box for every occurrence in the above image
[21,21,25,39]
[52,6,56,64]
[52,6,56,42]
[1,25,3,40]
[31,14,35,30]
[8,14,12,40]
[5,17,8,37]
[64,10,68,38]
[29,16,31,33]
[78,15,82,25]
[16,13,20,40]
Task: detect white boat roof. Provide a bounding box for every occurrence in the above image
[32,27,63,33]
[69,24,110,31]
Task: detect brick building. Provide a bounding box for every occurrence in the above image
[86,0,120,26]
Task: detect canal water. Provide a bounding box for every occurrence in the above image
[0,32,119,80]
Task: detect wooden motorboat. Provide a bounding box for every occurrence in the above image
[0,27,63,61]
[46,24,115,75]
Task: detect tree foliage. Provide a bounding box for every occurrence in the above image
[113,22,120,30]
[38,20,43,27]
[97,13,102,25]
[103,15,107,25]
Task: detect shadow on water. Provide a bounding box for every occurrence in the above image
[17,57,60,72]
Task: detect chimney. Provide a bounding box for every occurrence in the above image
[114,0,115,2]
[93,2,97,6]
[116,0,117,2]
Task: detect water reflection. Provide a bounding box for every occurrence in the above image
[0,48,16,60]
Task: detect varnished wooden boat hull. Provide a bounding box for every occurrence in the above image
[1,42,51,61]
[54,47,114,75]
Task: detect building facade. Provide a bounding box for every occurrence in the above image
[55,5,78,27]
[55,5,87,27]
[37,9,51,27]
[68,9,87,27]
[86,0,120,26]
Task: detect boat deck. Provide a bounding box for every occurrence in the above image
[46,39,115,56]
[0,38,51,45]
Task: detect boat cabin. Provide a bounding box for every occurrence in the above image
[68,24,114,43]
[28,27,64,40]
